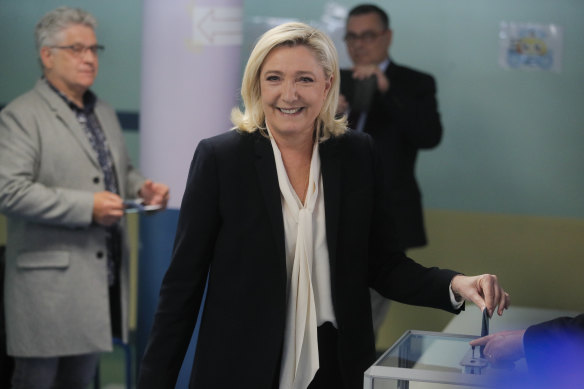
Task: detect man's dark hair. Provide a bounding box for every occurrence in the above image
[348,4,390,29]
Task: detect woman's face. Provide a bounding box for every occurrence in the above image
[260,45,332,143]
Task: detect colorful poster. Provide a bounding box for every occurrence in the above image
[499,22,563,72]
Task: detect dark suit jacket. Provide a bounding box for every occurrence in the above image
[523,314,584,383]
[341,61,442,249]
[137,130,460,389]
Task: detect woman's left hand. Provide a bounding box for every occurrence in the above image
[451,274,510,317]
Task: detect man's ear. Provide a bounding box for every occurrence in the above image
[39,46,53,70]
[387,28,393,48]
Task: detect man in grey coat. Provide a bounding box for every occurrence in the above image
[0,7,169,388]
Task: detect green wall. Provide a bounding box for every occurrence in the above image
[2,1,583,218]
[0,0,143,110]
[1,0,583,345]
[242,0,584,219]
[378,209,584,348]
[241,0,584,345]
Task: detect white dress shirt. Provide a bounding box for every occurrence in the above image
[269,132,335,389]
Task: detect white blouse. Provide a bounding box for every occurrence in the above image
[268,130,462,389]
[269,133,336,389]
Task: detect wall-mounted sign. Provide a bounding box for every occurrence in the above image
[499,22,563,73]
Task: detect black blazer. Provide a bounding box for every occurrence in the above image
[138,130,459,389]
[341,61,442,249]
[523,314,584,382]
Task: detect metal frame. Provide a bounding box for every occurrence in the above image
[364,330,492,389]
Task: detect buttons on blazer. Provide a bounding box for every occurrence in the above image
[93,176,100,184]
[96,251,104,259]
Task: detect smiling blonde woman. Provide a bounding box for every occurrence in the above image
[138,21,510,389]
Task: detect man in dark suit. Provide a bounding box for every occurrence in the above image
[471,314,584,388]
[339,4,443,335]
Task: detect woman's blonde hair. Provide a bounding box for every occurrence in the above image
[231,22,347,141]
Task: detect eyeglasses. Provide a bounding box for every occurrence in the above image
[344,30,386,45]
[50,44,105,57]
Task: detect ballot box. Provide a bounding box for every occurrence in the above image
[364,307,581,388]
[363,330,497,389]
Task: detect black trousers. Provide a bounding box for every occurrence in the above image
[307,322,344,389]
[272,322,344,389]
[0,245,14,387]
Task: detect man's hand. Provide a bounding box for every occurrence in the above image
[337,94,350,115]
[352,64,390,93]
[451,274,510,317]
[93,191,124,226]
[470,329,526,365]
[139,179,169,209]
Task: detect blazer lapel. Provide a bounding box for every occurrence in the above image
[320,137,341,295]
[253,133,287,267]
[36,80,101,170]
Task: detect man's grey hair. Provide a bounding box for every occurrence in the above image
[34,7,97,51]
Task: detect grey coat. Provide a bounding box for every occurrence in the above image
[0,80,145,357]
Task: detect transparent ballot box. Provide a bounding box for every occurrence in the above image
[364,330,507,389]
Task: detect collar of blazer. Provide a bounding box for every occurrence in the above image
[319,136,341,278]
[252,132,287,269]
[34,79,104,172]
[250,130,342,289]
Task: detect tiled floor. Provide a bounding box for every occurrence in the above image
[95,346,134,389]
